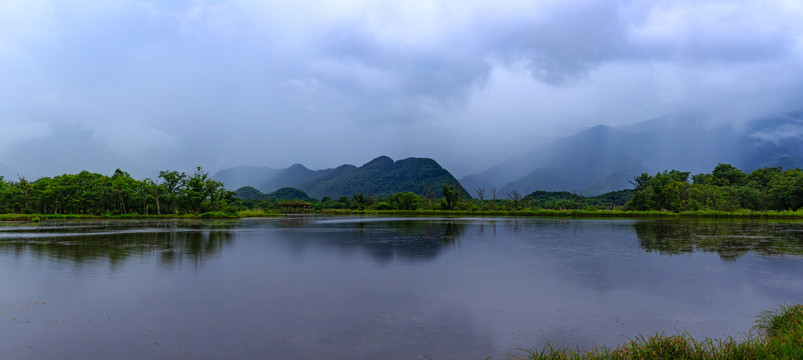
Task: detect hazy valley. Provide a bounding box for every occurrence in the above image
[210,110,803,199]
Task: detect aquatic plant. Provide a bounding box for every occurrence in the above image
[512,304,803,360]
[753,304,803,339]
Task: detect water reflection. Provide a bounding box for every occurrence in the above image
[0,220,237,266]
[635,220,803,260]
[250,217,466,263]
[1,217,803,359]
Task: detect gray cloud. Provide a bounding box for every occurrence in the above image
[1,0,802,179]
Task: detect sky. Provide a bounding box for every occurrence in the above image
[2,0,803,179]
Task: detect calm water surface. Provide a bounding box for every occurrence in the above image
[1,217,802,359]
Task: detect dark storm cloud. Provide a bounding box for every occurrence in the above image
[1,0,802,178]
[484,0,801,82]
[319,23,490,104]
[489,0,632,83]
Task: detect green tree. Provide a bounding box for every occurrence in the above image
[158,170,186,214]
[690,184,726,210]
[747,166,782,190]
[711,163,747,186]
[183,167,216,213]
[626,170,690,211]
[441,183,461,210]
[351,193,373,210]
[388,192,423,210]
[665,181,693,212]
[206,180,235,212]
[9,177,33,213]
[32,177,56,214]
[138,178,158,214]
[111,169,138,214]
[768,169,803,210]
[0,176,12,213]
[733,185,766,210]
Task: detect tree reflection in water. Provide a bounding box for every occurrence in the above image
[634,220,803,260]
[0,220,237,268]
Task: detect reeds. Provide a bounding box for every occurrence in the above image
[513,304,803,360]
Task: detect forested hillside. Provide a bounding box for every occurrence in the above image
[214,156,468,199]
[235,186,312,201]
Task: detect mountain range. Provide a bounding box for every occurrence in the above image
[213,156,468,200]
[460,111,803,196]
[214,110,803,199]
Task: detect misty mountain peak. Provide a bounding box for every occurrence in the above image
[616,111,709,133]
[287,163,310,171]
[576,124,616,138]
[334,164,358,171]
[362,155,394,169]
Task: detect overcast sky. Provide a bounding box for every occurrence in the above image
[2,0,803,179]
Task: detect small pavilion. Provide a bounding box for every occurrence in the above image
[277,200,312,212]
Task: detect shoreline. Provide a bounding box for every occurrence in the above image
[2,209,803,221]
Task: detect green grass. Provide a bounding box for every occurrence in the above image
[198,211,238,219]
[0,213,228,221]
[3,209,803,221]
[312,208,803,219]
[511,304,803,360]
[236,210,283,218]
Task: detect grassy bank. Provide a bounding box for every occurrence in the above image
[3,209,803,221]
[512,304,803,360]
[315,209,803,219]
[0,212,241,221]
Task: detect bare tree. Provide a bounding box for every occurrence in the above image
[423,183,434,209]
[507,190,522,209]
[153,183,161,215]
[491,187,497,200]
[475,188,486,209]
[15,176,31,213]
[628,173,651,191]
[571,190,583,210]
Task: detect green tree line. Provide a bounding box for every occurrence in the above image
[0,167,235,215]
[232,183,634,212]
[7,163,797,215]
[625,164,803,212]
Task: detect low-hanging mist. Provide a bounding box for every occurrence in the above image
[1,1,802,181]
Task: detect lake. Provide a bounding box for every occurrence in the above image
[1,217,802,359]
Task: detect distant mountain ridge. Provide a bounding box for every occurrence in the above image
[235,186,313,202]
[461,110,803,196]
[211,166,284,191]
[213,156,467,200]
[216,111,803,199]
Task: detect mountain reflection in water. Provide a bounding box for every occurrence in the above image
[3,218,802,267]
[265,217,465,263]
